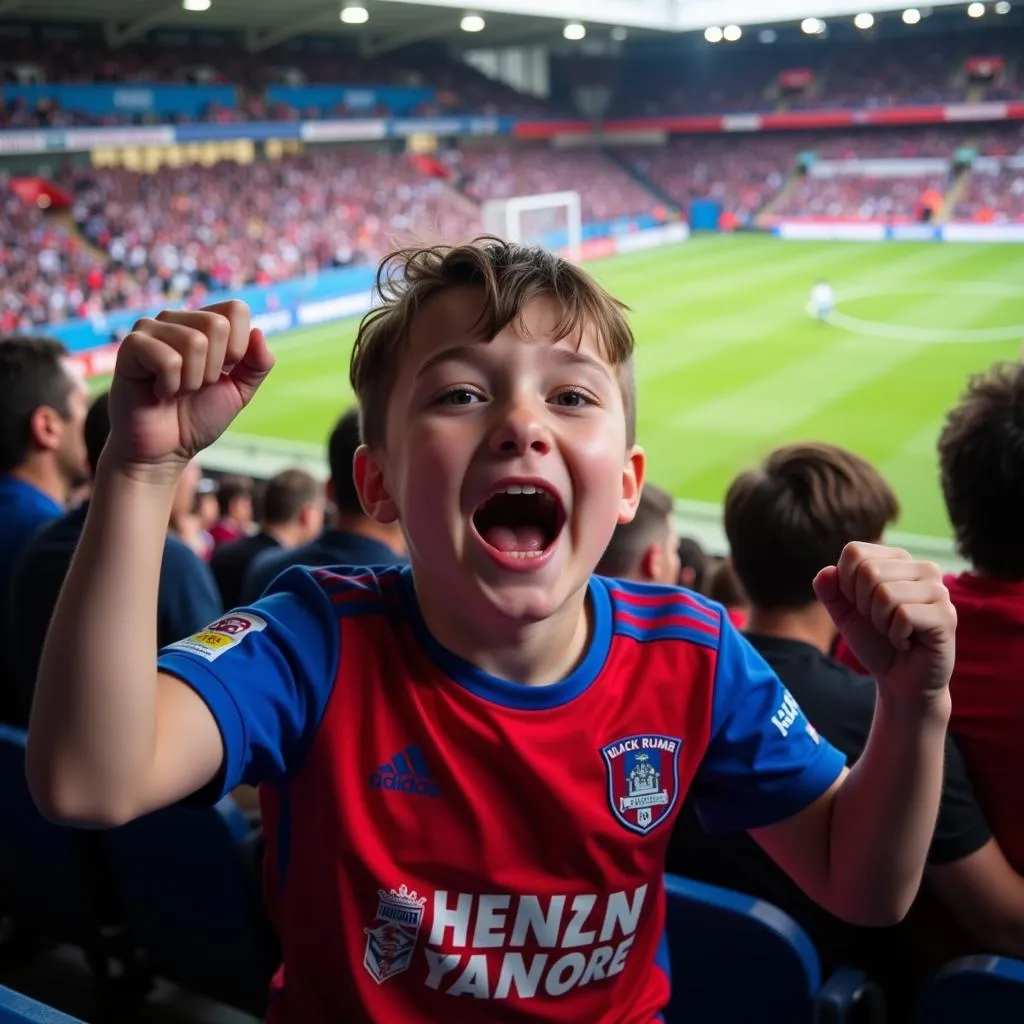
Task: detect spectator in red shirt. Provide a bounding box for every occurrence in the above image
[936,362,1024,878]
[208,473,254,550]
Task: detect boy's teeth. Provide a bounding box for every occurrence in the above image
[500,485,541,496]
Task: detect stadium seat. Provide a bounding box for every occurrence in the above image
[662,874,884,1024]
[0,725,128,982]
[915,955,1024,1023]
[102,796,278,1017]
[0,985,83,1023]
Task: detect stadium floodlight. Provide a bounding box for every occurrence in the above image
[340,3,369,24]
[563,21,586,40]
[801,17,826,34]
[994,0,1010,10]
[482,191,583,263]
[854,12,874,28]
[182,0,211,10]
[460,13,485,31]
[967,1,985,14]
[902,7,922,22]
[704,26,723,42]
[611,26,628,41]
[723,24,742,40]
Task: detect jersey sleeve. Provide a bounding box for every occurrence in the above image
[157,565,340,797]
[689,616,847,833]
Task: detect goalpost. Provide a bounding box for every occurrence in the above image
[481,190,583,262]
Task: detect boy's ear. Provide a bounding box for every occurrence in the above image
[353,444,399,524]
[29,405,63,453]
[617,445,646,525]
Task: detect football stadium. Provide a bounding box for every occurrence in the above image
[2,1,1024,1022]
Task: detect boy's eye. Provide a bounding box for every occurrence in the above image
[437,387,482,406]
[553,388,592,408]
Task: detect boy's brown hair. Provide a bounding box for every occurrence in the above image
[596,483,674,578]
[724,442,900,609]
[938,361,1024,579]
[349,237,637,449]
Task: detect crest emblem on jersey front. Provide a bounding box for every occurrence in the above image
[601,735,683,835]
[363,883,427,984]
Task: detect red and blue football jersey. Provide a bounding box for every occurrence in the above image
[159,565,845,1023]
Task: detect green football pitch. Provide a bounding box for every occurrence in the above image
[212,234,1024,541]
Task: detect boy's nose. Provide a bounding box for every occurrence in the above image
[490,403,552,456]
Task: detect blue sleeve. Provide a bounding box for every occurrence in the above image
[157,566,340,796]
[156,539,224,648]
[689,617,847,833]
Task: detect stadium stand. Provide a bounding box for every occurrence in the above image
[0,985,83,1024]
[662,874,883,1023]
[914,955,1024,1023]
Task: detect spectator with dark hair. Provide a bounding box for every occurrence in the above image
[936,363,1024,879]
[670,442,1024,1014]
[676,536,708,591]
[6,390,222,726]
[211,468,324,610]
[595,483,680,584]
[208,473,255,550]
[240,408,405,603]
[706,558,749,629]
[0,335,89,721]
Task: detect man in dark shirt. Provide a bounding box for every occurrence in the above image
[241,409,405,605]
[210,468,324,609]
[7,391,222,726]
[667,442,1024,1013]
[0,336,90,723]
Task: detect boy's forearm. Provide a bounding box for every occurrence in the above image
[27,454,177,824]
[828,691,951,925]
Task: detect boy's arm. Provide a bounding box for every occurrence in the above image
[750,543,955,927]
[27,302,275,826]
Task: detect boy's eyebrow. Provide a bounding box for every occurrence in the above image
[415,343,612,380]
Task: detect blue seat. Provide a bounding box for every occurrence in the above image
[662,873,884,1024]
[915,954,1024,1023]
[0,986,83,1023]
[0,726,109,948]
[102,796,278,1017]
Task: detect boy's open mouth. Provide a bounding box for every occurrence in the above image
[472,484,566,560]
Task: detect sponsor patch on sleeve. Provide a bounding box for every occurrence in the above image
[164,613,268,662]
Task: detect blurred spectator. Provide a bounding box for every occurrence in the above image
[169,458,213,560]
[0,335,89,723]
[7,391,222,726]
[194,476,220,534]
[935,364,1024,877]
[208,473,255,550]
[595,484,680,584]
[241,409,405,603]
[706,558,749,630]
[677,536,709,593]
[211,467,324,610]
[670,442,1024,1015]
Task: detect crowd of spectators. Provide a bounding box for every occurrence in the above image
[771,173,949,222]
[953,164,1024,223]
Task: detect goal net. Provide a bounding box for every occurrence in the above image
[481,190,583,262]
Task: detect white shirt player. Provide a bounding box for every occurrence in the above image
[809,281,834,320]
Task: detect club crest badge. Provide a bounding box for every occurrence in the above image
[363,883,427,985]
[601,734,683,835]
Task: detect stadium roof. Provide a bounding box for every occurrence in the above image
[4,0,996,52]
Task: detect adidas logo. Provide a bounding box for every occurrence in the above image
[369,744,440,798]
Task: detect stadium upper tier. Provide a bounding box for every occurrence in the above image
[3,126,1023,336]
[2,23,1024,128]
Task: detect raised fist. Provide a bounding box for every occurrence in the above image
[106,300,274,478]
[814,542,956,707]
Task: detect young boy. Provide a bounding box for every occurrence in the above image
[27,239,955,1023]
